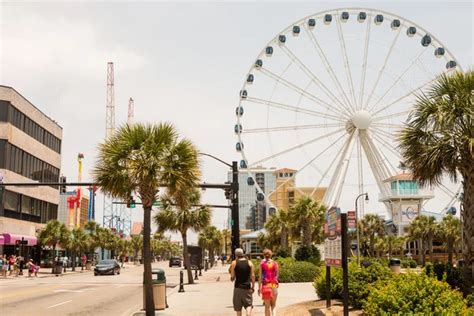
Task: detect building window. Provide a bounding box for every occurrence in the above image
[4,190,19,212]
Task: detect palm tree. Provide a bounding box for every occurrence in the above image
[359,214,385,257]
[94,123,201,315]
[198,226,222,267]
[69,227,87,271]
[131,235,143,262]
[39,220,70,273]
[265,208,290,252]
[288,197,326,246]
[398,70,473,294]
[438,214,461,264]
[155,188,210,284]
[409,215,437,265]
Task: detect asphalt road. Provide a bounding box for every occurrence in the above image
[0,261,182,316]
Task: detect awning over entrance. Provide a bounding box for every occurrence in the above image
[1,233,37,246]
[0,235,4,245]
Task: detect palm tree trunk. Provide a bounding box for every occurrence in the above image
[181,231,193,284]
[72,250,76,271]
[420,239,426,267]
[281,228,288,251]
[303,222,312,247]
[142,206,155,316]
[461,165,473,295]
[428,236,434,262]
[447,240,453,265]
[51,245,56,273]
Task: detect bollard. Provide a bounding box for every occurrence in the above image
[194,268,198,280]
[199,268,202,276]
[205,261,208,272]
[178,270,185,292]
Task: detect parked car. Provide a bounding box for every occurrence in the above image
[94,259,121,276]
[169,256,182,267]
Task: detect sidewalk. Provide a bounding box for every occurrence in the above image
[133,264,318,316]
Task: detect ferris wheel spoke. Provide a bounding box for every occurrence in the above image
[370,126,397,140]
[358,13,372,110]
[245,97,345,122]
[367,48,430,112]
[373,110,411,122]
[303,25,354,112]
[439,185,462,214]
[248,127,346,168]
[370,133,400,172]
[335,13,357,110]
[259,68,351,119]
[363,26,402,110]
[278,46,353,116]
[372,75,441,117]
[266,132,347,200]
[371,122,403,129]
[242,122,344,134]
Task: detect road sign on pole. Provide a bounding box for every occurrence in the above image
[347,210,357,233]
[324,207,342,267]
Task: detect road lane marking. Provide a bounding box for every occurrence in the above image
[53,289,84,293]
[47,300,72,309]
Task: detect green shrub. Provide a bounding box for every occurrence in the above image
[253,257,320,283]
[364,273,471,314]
[313,262,392,308]
[295,245,321,264]
[425,262,464,290]
[275,249,291,258]
[401,259,417,268]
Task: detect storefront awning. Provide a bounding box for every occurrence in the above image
[0,235,4,245]
[2,233,37,246]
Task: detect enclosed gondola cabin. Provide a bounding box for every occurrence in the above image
[324,14,332,25]
[247,177,255,186]
[407,26,417,37]
[434,47,445,58]
[256,192,265,202]
[236,142,244,152]
[292,25,300,36]
[278,35,286,45]
[374,14,384,25]
[246,74,254,84]
[235,106,244,117]
[421,35,432,47]
[308,18,316,28]
[341,11,350,22]
[234,124,242,134]
[240,90,247,99]
[357,12,367,22]
[265,46,273,57]
[240,160,248,169]
[254,59,263,69]
[446,60,457,69]
[391,19,401,30]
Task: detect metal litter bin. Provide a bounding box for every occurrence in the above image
[389,258,401,274]
[143,268,166,310]
[53,261,63,275]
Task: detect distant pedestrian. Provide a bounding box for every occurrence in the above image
[8,255,15,276]
[221,255,225,266]
[81,254,87,268]
[229,248,255,316]
[27,259,35,277]
[0,255,5,278]
[258,249,279,316]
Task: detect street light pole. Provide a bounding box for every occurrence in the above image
[355,193,369,265]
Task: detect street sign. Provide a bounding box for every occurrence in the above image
[347,211,356,233]
[324,207,342,267]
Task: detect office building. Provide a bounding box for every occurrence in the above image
[0,86,62,257]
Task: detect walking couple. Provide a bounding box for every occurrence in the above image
[229,248,278,316]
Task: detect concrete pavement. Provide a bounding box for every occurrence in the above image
[134,264,318,316]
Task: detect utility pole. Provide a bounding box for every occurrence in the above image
[103,62,115,231]
[231,161,240,258]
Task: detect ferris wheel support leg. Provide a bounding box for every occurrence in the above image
[323,131,357,207]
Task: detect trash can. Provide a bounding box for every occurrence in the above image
[53,261,63,275]
[389,258,401,274]
[143,268,166,310]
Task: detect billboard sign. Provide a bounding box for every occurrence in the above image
[325,207,341,267]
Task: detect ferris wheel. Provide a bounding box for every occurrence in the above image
[234,8,462,218]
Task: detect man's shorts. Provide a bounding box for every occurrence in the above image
[233,287,253,311]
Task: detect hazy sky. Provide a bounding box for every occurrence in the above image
[1,0,472,243]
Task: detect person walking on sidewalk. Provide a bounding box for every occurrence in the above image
[229,248,255,316]
[258,249,279,316]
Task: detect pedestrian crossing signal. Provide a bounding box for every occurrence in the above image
[126,196,136,208]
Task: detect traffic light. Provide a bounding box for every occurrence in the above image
[126,196,136,208]
[60,176,67,193]
[224,182,232,200]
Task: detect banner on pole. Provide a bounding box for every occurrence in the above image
[324,206,342,267]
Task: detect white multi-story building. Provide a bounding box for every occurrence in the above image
[0,86,62,258]
[229,166,276,231]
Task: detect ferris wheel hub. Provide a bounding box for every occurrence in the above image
[351,110,372,130]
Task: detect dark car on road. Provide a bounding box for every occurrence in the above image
[169,256,182,267]
[94,259,121,276]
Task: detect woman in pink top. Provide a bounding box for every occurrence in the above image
[258,249,279,316]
